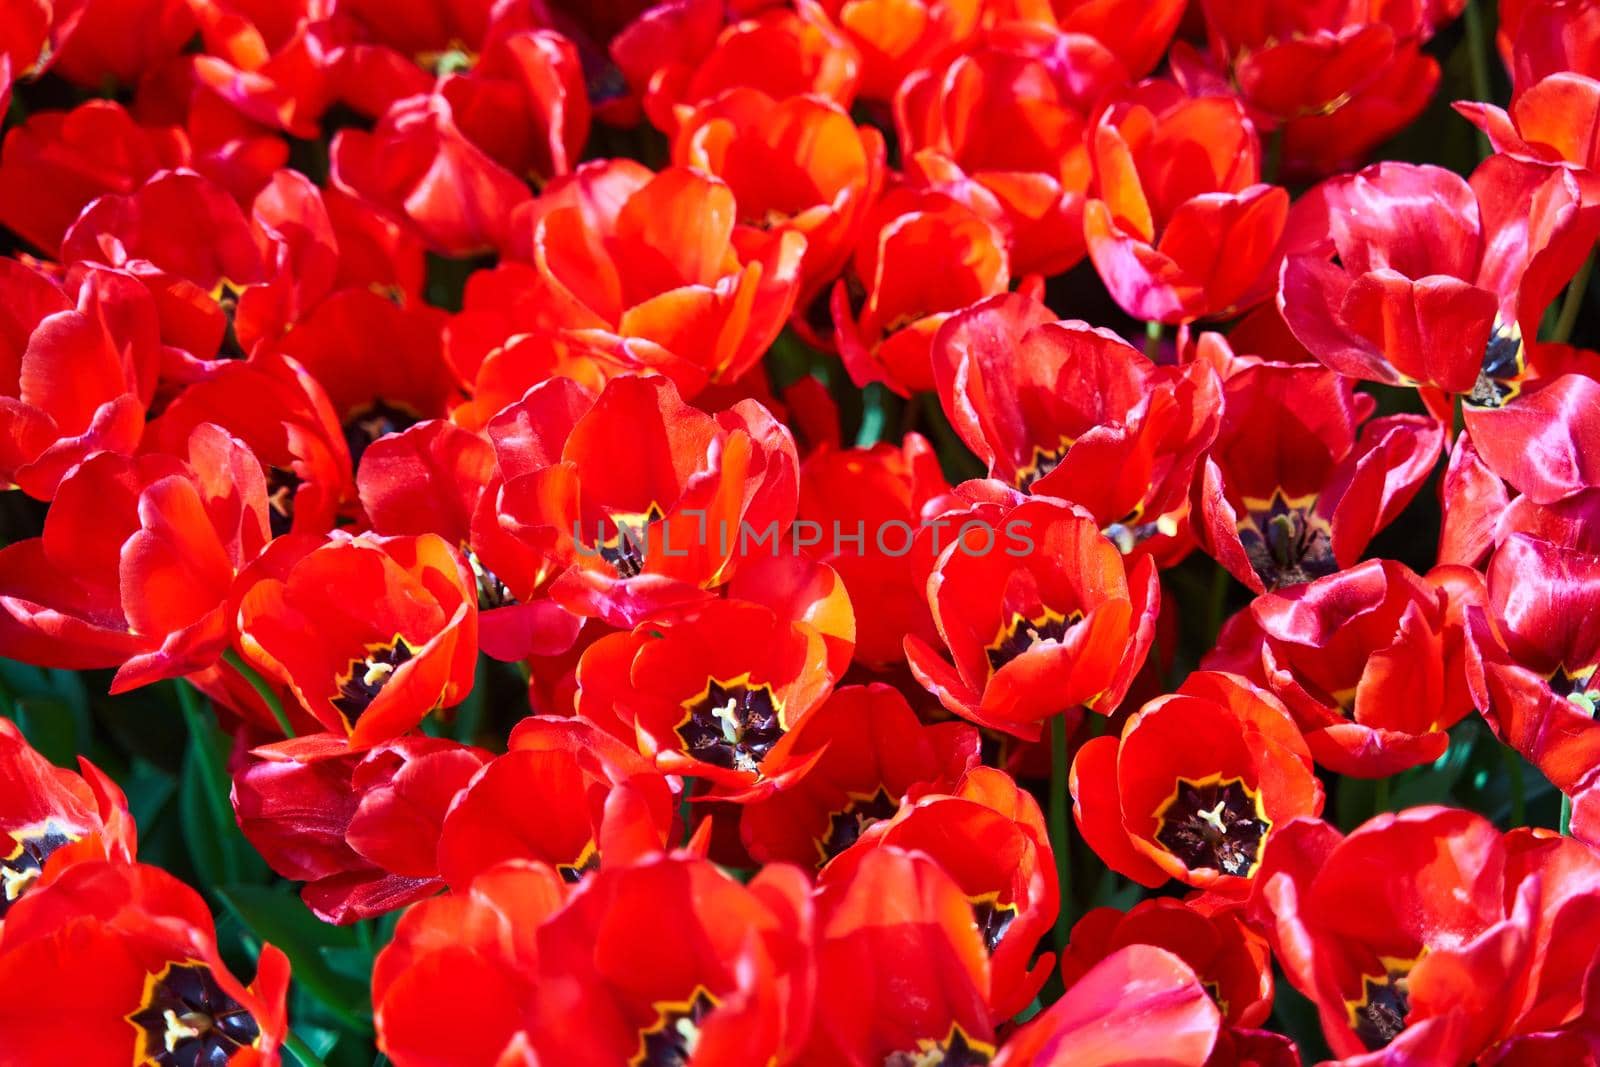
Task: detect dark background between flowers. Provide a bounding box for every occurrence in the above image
[0,3,1590,1064]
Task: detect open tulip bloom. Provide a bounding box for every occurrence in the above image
[5,1,1600,1065]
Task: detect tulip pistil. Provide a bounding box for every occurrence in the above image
[1,822,76,917]
[333,636,416,724]
[1238,491,1335,589]
[1154,776,1271,877]
[128,961,261,1066]
[986,609,1083,674]
[883,1025,994,1066]
[676,677,785,774]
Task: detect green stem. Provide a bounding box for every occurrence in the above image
[1374,776,1391,815]
[281,1029,329,1067]
[1562,792,1573,835]
[222,648,295,738]
[1050,713,1074,951]
[1503,745,1527,827]
[1143,320,1163,362]
[679,779,697,846]
[1553,249,1595,345]
[1463,0,1494,159]
[855,382,890,448]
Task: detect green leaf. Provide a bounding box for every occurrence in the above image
[180,739,233,889]
[0,663,92,764]
[217,885,372,1034]
[122,757,178,834]
[10,696,78,767]
[176,685,267,890]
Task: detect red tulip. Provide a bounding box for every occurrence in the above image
[1279,157,1600,406]
[1062,897,1274,1030]
[0,262,159,500]
[436,716,679,889]
[1071,670,1322,890]
[831,184,1011,395]
[1249,808,1600,1062]
[675,88,886,313]
[236,532,479,744]
[802,846,997,1065]
[1204,560,1482,777]
[612,0,861,134]
[904,494,1160,738]
[1189,340,1443,592]
[330,93,533,256]
[0,102,188,257]
[233,733,491,923]
[739,683,979,869]
[823,766,1058,1018]
[1085,79,1288,323]
[504,159,807,391]
[896,24,1125,276]
[0,424,270,691]
[0,720,136,924]
[0,859,290,1066]
[994,944,1221,1066]
[492,374,800,627]
[794,434,951,668]
[932,291,1221,541]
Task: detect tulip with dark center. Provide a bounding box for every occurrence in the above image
[128,961,263,1067]
[985,610,1081,674]
[556,842,600,884]
[818,787,899,861]
[342,400,420,469]
[884,1027,994,1067]
[1467,320,1526,409]
[265,468,301,538]
[1236,492,1337,590]
[1015,441,1071,492]
[0,824,75,917]
[1154,777,1270,878]
[970,895,1018,953]
[464,548,517,610]
[635,988,719,1067]
[210,280,247,359]
[1548,665,1599,716]
[332,637,415,724]
[676,680,785,774]
[1348,963,1414,1051]
[597,506,665,580]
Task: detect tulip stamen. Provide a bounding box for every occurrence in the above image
[1238,490,1335,589]
[884,1025,995,1067]
[676,677,785,775]
[333,636,416,725]
[986,609,1083,674]
[343,399,421,467]
[1153,776,1271,878]
[969,894,1018,953]
[0,823,76,917]
[161,1009,211,1053]
[129,961,262,1067]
